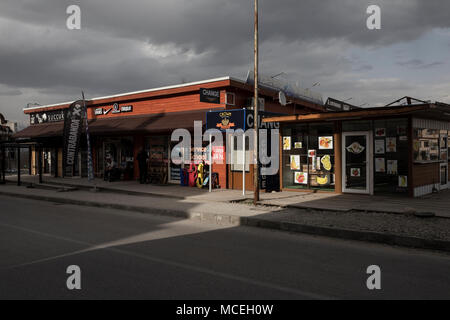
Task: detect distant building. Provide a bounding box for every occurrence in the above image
[0,113,15,142]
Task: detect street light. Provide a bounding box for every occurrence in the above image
[253,0,260,205]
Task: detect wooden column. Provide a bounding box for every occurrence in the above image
[334,121,343,194]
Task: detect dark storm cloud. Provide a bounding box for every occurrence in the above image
[0,0,449,122]
[396,59,444,69]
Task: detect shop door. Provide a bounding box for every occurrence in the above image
[342,132,373,195]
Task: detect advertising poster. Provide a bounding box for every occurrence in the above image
[290,155,301,170]
[318,136,333,150]
[387,160,398,175]
[375,139,385,154]
[294,142,303,149]
[375,158,386,173]
[399,176,408,188]
[386,137,397,153]
[375,128,386,137]
[283,137,291,150]
[294,172,308,185]
[351,168,361,177]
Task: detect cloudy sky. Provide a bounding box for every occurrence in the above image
[1,0,450,126]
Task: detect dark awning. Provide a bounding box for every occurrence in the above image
[13,110,208,139]
[88,110,206,135]
[13,122,64,139]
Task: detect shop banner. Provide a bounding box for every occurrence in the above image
[63,100,84,176]
[206,109,246,131]
[82,92,94,181]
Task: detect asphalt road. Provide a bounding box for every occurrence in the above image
[0,194,449,300]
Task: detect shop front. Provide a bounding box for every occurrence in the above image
[265,100,450,198]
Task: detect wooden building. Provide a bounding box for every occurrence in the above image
[264,97,450,197]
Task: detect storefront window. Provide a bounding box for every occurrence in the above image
[373,119,409,194]
[413,129,440,162]
[282,123,335,190]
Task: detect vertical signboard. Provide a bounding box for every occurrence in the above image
[63,100,84,177]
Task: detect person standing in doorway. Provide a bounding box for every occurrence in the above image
[137,149,148,184]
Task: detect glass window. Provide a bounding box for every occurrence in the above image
[413,129,440,162]
[282,123,335,191]
[373,119,409,194]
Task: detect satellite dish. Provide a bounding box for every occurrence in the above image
[279,91,287,106]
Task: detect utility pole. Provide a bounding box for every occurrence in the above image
[253,0,260,205]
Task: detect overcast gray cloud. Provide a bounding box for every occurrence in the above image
[0,0,449,125]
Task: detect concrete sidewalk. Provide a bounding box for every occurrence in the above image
[6,174,450,218]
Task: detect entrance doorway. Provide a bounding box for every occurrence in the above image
[342,131,373,195]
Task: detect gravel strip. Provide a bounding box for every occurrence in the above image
[259,208,450,242]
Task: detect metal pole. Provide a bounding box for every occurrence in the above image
[253,0,260,205]
[209,134,212,193]
[243,133,246,196]
[17,147,21,186]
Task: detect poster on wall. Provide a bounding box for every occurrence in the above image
[319,136,333,150]
[375,139,385,154]
[350,168,361,177]
[283,137,291,150]
[386,137,397,153]
[346,142,365,154]
[308,150,316,157]
[294,142,303,149]
[294,172,308,185]
[399,176,408,188]
[387,160,398,175]
[375,158,386,173]
[290,155,301,170]
[375,128,386,137]
[316,175,330,186]
[321,155,332,171]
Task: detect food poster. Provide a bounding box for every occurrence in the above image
[375,128,386,137]
[294,142,303,149]
[387,160,398,175]
[350,168,361,177]
[319,136,333,150]
[386,137,397,153]
[316,175,330,186]
[283,137,291,150]
[294,172,308,185]
[290,155,301,170]
[321,155,332,171]
[375,158,386,173]
[399,176,408,188]
[375,139,385,154]
[346,142,365,155]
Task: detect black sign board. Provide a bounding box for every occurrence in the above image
[63,101,84,176]
[206,109,246,132]
[200,88,221,104]
[30,110,65,124]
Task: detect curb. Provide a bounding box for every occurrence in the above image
[1,190,450,254]
[6,179,187,200]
